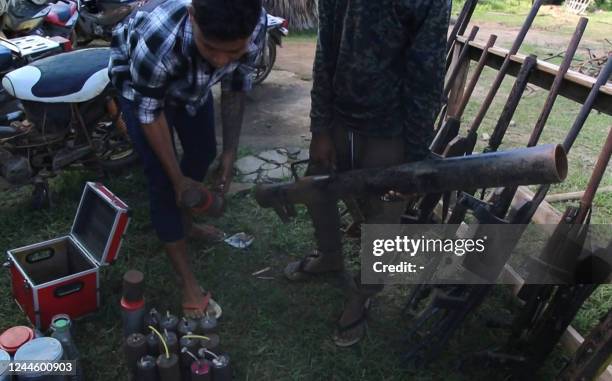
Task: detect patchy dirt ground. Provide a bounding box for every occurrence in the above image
[219,15,610,151]
[213,42,315,151]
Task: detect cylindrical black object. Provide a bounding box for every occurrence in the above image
[199,334,220,353]
[255,144,568,214]
[125,333,147,375]
[156,354,181,381]
[123,270,145,301]
[136,355,158,381]
[180,188,224,217]
[160,331,179,354]
[146,332,160,357]
[177,318,199,337]
[122,298,146,337]
[198,316,217,334]
[190,360,211,381]
[144,309,161,330]
[160,312,179,333]
[211,354,232,381]
[180,336,200,369]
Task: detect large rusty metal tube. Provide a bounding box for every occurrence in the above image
[254,144,567,219]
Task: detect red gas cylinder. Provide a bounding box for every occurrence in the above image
[0,326,34,355]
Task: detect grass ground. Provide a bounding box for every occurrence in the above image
[0,170,564,380]
[0,4,610,380]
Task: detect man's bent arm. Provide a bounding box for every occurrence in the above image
[142,113,183,189]
[221,89,246,154]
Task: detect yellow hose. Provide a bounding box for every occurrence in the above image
[148,325,169,359]
[181,334,210,341]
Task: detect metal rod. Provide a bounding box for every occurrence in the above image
[446,0,479,63]
[576,126,612,222]
[467,0,543,135]
[528,17,588,147]
[486,54,538,153]
[430,34,498,154]
[455,34,498,118]
[563,54,612,152]
[444,25,480,98]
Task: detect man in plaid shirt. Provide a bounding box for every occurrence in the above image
[109,0,265,318]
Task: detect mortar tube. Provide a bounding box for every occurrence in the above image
[156,353,181,381]
[146,332,160,357]
[190,359,211,381]
[198,316,217,334]
[211,354,232,381]
[136,355,158,381]
[144,309,161,330]
[125,333,147,376]
[180,335,200,369]
[159,311,179,333]
[198,334,220,354]
[160,330,178,354]
[177,318,199,337]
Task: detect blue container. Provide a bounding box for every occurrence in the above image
[0,349,10,381]
[14,337,65,380]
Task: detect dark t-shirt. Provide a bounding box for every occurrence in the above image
[310,0,450,155]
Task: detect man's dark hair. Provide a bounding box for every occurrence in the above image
[192,0,263,41]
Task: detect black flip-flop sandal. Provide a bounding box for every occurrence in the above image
[333,299,371,347]
[284,252,343,282]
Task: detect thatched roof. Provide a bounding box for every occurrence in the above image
[263,0,318,31]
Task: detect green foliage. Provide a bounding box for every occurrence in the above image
[590,0,612,11]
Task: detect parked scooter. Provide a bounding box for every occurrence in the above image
[76,0,143,44]
[38,0,79,45]
[253,14,288,85]
[0,48,136,208]
[0,0,78,46]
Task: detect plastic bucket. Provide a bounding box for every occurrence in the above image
[14,337,64,380]
[0,326,34,355]
[0,349,10,381]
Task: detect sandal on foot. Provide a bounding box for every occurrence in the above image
[183,290,223,319]
[284,252,343,282]
[332,299,371,347]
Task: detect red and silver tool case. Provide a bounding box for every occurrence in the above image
[5,182,130,330]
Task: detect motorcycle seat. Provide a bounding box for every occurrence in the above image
[2,48,110,104]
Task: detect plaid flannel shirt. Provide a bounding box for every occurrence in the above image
[109,0,266,124]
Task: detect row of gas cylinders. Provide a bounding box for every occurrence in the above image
[126,308,230,381]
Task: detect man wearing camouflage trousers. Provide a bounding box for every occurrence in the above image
[283,0,451,346]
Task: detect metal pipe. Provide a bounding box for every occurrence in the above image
[486,54,538,153]
[255,144,567,221]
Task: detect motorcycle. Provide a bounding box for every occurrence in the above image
[0,48,136,208]
[0,0,79,46]
[76,0,143,44]
[253,14,288,86]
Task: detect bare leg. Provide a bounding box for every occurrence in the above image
[165,239,206,318]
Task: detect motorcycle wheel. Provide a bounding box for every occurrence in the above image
[253,39,277,86]
[91,118,138,172]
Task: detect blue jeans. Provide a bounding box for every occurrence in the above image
[120,94,217,243]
